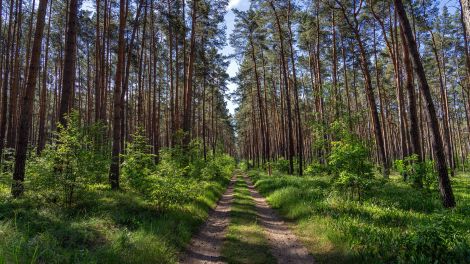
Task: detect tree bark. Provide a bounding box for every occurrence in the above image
[270,1,295,175]
[37,2,52,154]
[109,0,126,189]
[58,0,78,128]
[12,0,48,197]
[182,0,197,146]
[394,0,455,208]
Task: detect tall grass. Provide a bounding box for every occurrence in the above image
[0,172,231,263]
[249,170,470,263]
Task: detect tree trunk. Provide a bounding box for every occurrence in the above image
[270,1,295,175]
[37,2,52,154]
[337,2,389,177]
[12,0,48,197]
[182,0,197,146]
[58,0,78,128]
[394,0,455,208]
[109,0,126,190]
[460,0,470,38]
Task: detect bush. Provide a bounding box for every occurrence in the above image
[202,154,235,181]
[28,112,109,207]
[150,176,200,210]
[304,161,329,176]
[394,155,437,189]
[329,138,373,200]
[274,158,290,174]
[121,128,155,195]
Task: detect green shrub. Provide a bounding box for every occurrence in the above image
[121,128,155,195]
[394,155,437,189]
[329,138,373,200]
[28,112,109,207]
[304,161,329,176]
[274,158,290,174]
[150,176,200,210]
[202,154,235,181]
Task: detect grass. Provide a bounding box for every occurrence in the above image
[248,169,470,264]
[221,175,276,264]
[0,174,231,263]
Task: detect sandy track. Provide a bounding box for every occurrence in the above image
[244,176,315,264]
[180,171,314,264]
[179,175,237,264]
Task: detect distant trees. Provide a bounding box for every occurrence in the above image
[1,0,236,195]
[233,0,468,208]
[0,0,467,208]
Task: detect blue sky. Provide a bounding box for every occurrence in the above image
[223,0,250,115]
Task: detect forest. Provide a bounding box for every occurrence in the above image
[0,0,469,263]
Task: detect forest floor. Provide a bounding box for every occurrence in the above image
[0,172,232,263]
[248,170,470,263]
[180,170,314,264]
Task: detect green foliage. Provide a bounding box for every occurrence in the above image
[398,216,470,263]
[121,128,155,195]
[118,136,236,210]
[394,155,437,189]
[328,138,374,200]
[274,158,290,174]
[28,112,109,207]
[150,176,200,210]
[202,154,236,181]
[304,161,330,176]
[1,129,235,263]
[249,170,470,264]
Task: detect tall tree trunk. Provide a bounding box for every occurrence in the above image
[288,0,303,175]
[109,0,126,189]
[12,0,48,197]
[401,26,423,186]
[337,1,389,177]
[460,0,470,38]
[394,0,455,208]
[0,0,16,161]
[37,2,52,154]
[58,0,78,128]
[7,0,24,150]
[270,1,295,175]
[182,0,197,146]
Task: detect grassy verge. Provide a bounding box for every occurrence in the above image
[221,176,276,264]
[0,175,231,263]
[248,170,470,263]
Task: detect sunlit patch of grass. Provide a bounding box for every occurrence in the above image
[222,178,276,264]
[249,169,470,263]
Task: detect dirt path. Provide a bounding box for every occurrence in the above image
[180,171,314,264]
[179,175,237,264]
[244,175,315,264]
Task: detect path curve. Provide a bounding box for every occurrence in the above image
[244,175,315,264]
[179,175,237,264]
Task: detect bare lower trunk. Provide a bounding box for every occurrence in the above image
[12,0,48,197]
[109,0,126,190]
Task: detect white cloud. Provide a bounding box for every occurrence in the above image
[227,0,241,9]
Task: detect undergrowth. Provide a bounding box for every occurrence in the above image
[249,169,470,264]
[0,117,236,263]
